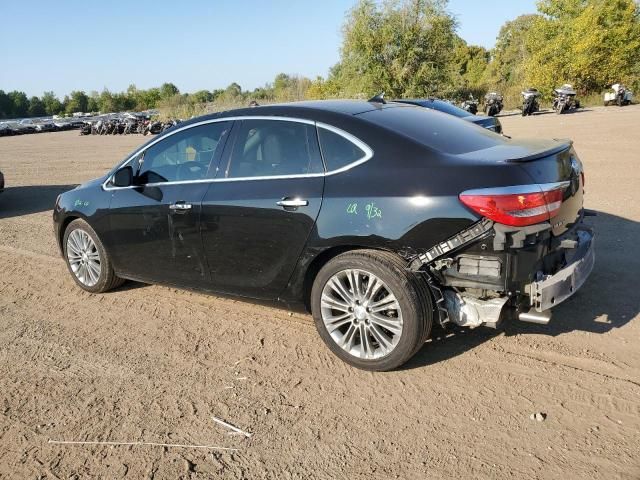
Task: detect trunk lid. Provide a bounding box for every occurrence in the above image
[516,143,584,236]
[457,139,584,236]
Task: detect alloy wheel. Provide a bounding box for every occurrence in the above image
[66,229,101,287]
[320,269,403,360]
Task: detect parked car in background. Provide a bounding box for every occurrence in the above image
[395,98,502,133]
[54,100,592,371]
[0,122,17,137]
[35,120,57,132]
[17,119,37,134]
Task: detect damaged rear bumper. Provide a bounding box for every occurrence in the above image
[409,213,595,328]
[527,227,594,312]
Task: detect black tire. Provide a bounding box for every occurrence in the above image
[311,249,433,371]
[62,218,124,293]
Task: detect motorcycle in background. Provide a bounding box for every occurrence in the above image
[604,83,633,106]
[521,88,541,116]
[460,94,479,115]
[553,84,580,114]
[483,92,503,117]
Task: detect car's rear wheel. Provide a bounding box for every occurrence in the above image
[311,250,432,371]
[63,219,124,293]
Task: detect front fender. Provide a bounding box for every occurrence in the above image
[53,181,112,255]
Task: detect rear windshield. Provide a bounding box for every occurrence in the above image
[417,100,471,118]
[359,106,508,155]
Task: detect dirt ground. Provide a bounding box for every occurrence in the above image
[0,105,639,480]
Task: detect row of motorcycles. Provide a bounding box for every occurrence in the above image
[462,82,633,119]
[460,93,504,117]
[521,84,581,116]
[80,118,181,136]
[523,83,634,116]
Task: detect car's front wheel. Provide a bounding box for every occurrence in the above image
[311,250,433,371]
[63,218,124,293]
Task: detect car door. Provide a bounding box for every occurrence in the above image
[200,118,325,299]
[106,121,231,287]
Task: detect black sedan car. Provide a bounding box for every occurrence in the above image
[395,98,503,133]
[54,100,593,370]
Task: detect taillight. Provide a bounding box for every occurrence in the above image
[459,182,569,227]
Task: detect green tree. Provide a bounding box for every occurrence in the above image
[332,0,458,97]
[224,82,243,98]
[136,88,161,110]
[452,40,490,97]
[87,91,100,112]
[65,90,89,114]
[484,14,539,89]
[525,0,640,94]
[0,90,11,118]
[160,82,180,99]
[99,89,115,112]
[28,96,46,117]
[42,91,63,116]
[191,90,214,103]
[8,91,29,117]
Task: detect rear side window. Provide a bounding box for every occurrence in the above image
[225,119,323,178]
[360,106,508,155]
[317,127,367,172]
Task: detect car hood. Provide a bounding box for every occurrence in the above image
[74,175,108,191]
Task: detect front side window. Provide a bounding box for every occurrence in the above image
[317,127,367,172]
[225,120,323,178]
[137,122,230,184]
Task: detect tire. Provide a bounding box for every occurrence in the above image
[311,249,433,371]
[63,218,124,293]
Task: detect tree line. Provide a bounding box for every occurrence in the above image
[0,75,313,119]
[2,0,639,119]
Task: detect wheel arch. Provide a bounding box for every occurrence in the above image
[57,215,81,253]
[301,245,405,312]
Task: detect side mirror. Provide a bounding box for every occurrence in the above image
[112,166,133,187]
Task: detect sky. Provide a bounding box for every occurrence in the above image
[0,0,538,98]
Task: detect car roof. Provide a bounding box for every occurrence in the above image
[176,100,413,127]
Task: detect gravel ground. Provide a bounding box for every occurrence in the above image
[0,105,639,479]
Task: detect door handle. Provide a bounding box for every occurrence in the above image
[169,202,192,212]
[276,198,308,208]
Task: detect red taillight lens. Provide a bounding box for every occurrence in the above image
[459,183,567,227]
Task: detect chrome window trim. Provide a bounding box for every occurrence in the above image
[460,181,571,197]
[102,116,374,191]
